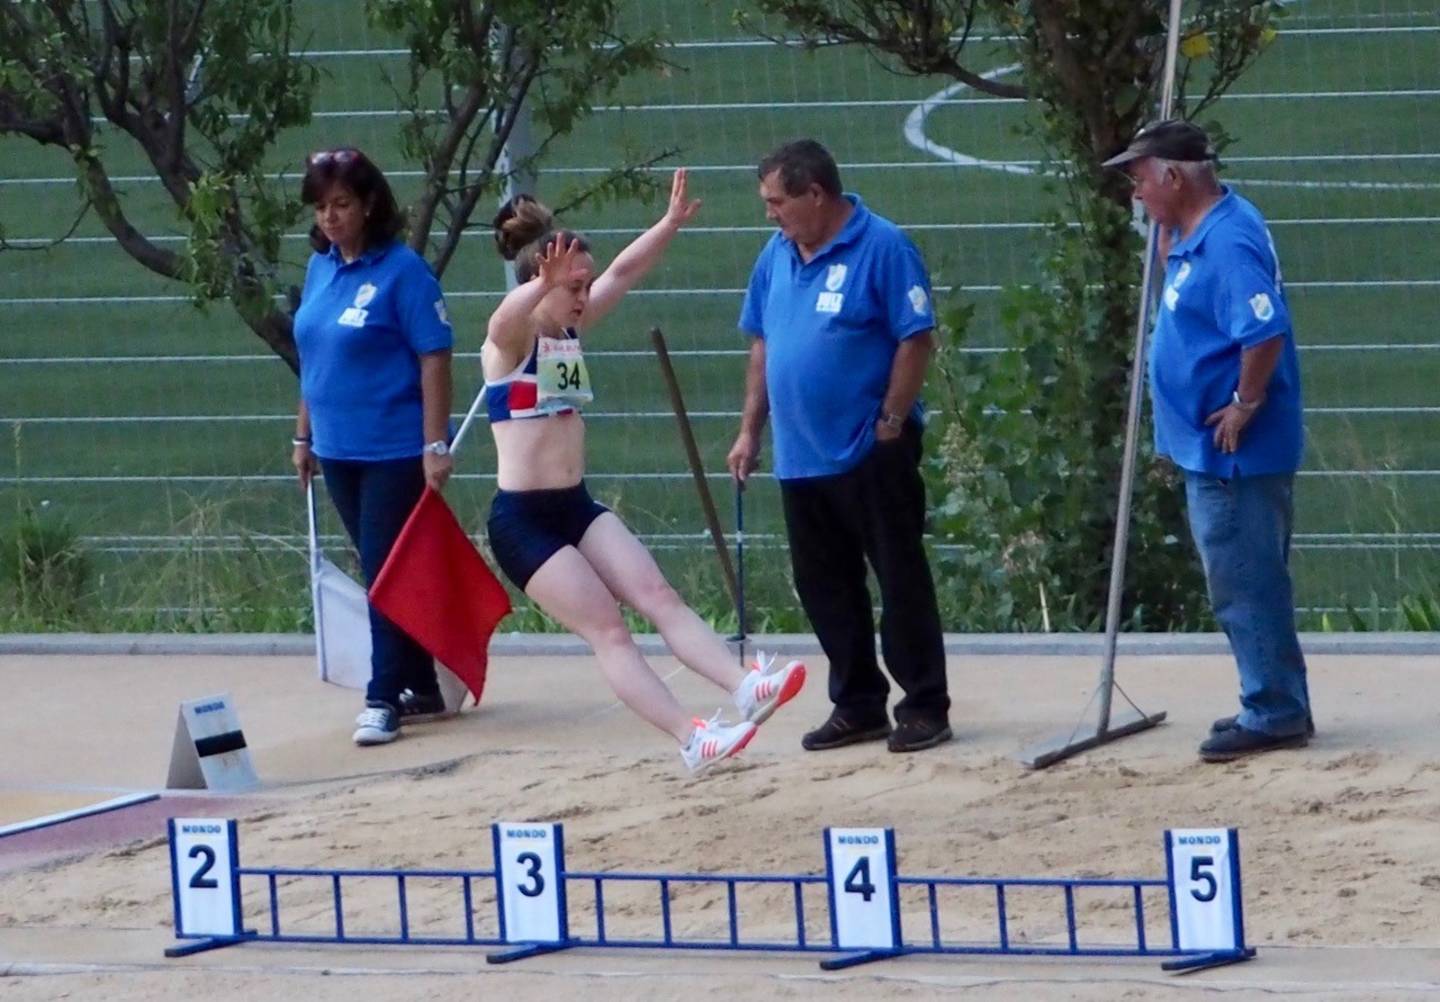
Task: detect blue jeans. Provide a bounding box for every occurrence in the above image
[1183,471,1311,737]
[321,456,438,707]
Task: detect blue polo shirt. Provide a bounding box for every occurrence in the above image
[1149,188,1304,478]
[739,195,934,480]
[294,241,453,461]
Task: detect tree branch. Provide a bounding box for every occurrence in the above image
[76,152,186,279]
[0,201,92,253]
[0,98,66,144]
[161,0,189,174]
[750,0,1024,98]
[408,80,490,252]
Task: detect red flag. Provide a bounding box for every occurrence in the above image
[369,487,511,703]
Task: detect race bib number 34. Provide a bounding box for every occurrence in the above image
[535,337,593,411]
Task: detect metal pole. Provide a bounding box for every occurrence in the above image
[497,23,538,293]
[449,385,488,458]
[734,479,747,666]
[306,478,328,682]
[1095,0,1187,734]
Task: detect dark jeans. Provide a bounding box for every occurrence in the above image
[1184,470,1311,736]
[321,456,438,707]
[779,421,949,726]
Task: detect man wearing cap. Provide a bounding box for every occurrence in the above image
[1104,119,1313,763]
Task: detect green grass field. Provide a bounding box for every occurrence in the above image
[2,0,1438,627]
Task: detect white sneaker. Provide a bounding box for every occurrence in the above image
[353,703,400,746]
[680,711,757,775]
[735,651,807,725]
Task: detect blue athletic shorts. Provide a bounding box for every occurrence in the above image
[486,482,610,590]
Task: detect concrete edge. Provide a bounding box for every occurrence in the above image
[1,631,1438,657]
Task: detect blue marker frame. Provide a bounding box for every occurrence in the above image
[163,820,1257,973]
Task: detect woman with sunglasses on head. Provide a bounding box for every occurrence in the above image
[483,169,807,775]
[291,147,455,747]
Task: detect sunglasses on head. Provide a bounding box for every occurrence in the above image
[307,148,364,168]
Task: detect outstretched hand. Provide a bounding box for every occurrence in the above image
[536,235,585,289]
[663,168,702,229]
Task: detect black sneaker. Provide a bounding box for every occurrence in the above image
[397,688,454,723]
[1211,713,1315,737]
[887,718,953,753]
[1198,724,1308,763]
[352,701,400,746]
[801,713,891,751]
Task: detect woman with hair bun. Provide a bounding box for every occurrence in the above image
[483,169,806,774]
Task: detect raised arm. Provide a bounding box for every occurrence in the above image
[485,236,586,365]
[583,168,702,329]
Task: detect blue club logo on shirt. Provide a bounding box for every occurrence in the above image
[1163,261,1193,312]
[908,285,928,316]
[1248,293,1274,322]
[815,264,847,314]
[817,262,846,313]
[338,283,376,327]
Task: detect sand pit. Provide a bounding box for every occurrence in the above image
[2,649,1439,999]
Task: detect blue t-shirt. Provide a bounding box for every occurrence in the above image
[1149,189,1304,478]
[739,195,934,480]
[294,241,454,461]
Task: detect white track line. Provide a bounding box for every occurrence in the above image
[902,66,1440,191]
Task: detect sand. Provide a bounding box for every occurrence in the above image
[2,650,1439,999]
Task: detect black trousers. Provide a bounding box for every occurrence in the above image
[779,421,949,726]
[321,456,438,707]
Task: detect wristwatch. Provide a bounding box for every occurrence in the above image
[423,440,451,456]
[879,411,905,431]
[1231,391,1263,413]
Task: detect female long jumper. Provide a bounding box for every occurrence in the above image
[481,170,806,774]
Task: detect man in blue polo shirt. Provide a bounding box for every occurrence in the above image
[1105,120,1313,762]
[727,139,951,754]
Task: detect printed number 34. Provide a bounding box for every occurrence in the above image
[555,362,582,391]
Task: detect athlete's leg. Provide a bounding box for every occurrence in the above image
[524,543,692,742]
[577,512,747,694]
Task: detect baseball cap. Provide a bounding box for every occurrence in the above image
[1101,119,1216,168]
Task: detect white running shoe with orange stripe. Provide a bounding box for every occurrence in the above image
[735,651,807,725]
[680,711,757,775]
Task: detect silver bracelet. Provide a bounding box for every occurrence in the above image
[292,436,312,447]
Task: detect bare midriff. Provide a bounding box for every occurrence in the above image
[492,410,585,491]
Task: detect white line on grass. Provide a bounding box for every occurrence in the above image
[8,405,1437,425]
[9,343,1439,365]
[288,26,1440,58]
[8,469,1437,486]
[32,281,1440,309]
[15,216,1440,247]
[7,154,1440,187]
[69,88,1440,127]
[903,71,1440,191]
[10,279,1438,307]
